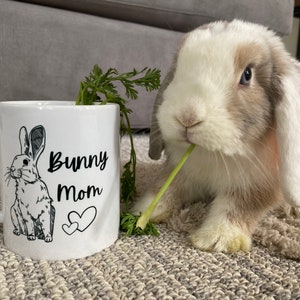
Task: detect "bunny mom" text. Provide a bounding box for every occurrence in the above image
[47,151,108,173]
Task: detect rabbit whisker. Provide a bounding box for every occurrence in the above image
[5,174,11,181]
[5,174,12,186]
[4,170,11,177]
[218,151,232,186]
[20,172,31,179]
[230,156,248,191]
[244,148,274,187]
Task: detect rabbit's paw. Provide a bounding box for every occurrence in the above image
[27,234,36,241]
[189,222,251,253]
[13,229,21,236]
[44,235,53,243]
[131,192,171,223]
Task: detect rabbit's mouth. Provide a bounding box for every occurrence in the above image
[10,167,22,179]
[10,167,37,183]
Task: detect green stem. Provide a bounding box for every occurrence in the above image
[136,143,196,230]
[123,111,136,211]
[75,82,83,105]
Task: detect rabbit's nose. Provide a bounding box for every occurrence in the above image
[177,113,204,129]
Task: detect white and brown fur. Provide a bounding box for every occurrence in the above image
[133,20,300,253]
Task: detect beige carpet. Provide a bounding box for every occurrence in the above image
[0,134,299,299]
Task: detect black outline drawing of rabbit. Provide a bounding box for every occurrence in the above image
[8,125,55,242]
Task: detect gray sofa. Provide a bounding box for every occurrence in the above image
[0,0,295,128]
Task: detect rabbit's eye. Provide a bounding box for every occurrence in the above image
[239,67,252,86]
[23,159,29,166]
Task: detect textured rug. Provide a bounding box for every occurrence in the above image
[0,134,299,299]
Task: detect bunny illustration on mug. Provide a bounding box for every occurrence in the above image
[7,125,55,242]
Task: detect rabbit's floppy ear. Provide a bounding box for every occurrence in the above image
[275,59,300,207]
[149,63,176,159]
[29,125,46,162]
[149,30,197,160]
[19,126,30,156]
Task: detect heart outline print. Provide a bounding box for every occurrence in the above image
[62,206,97,235]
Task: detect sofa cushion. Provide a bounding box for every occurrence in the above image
[16,0,294,35]
[1,0,183,129]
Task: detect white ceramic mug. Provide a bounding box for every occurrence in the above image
[0,101,120,260]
